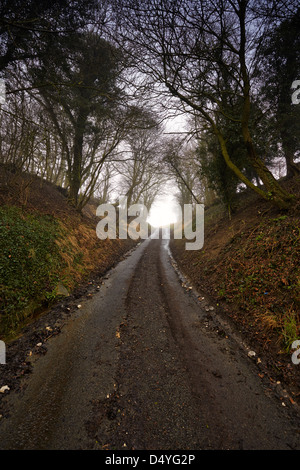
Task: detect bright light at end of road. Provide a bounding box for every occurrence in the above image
[147,198,179,228]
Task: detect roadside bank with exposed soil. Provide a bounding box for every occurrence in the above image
[169,177,300,406]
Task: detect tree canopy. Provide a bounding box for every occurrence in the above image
[0,0,299,213]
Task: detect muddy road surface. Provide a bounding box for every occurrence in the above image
[0,239,299,450]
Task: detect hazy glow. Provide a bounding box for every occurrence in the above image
[147,197,179,228]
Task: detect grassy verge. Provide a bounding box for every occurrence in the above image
[215,214,300,351]
[0,206,80,339]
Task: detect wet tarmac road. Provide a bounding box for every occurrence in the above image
[0,239,299,450]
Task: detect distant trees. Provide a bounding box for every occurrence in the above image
[116,109,168,210]
[163,138,203,206]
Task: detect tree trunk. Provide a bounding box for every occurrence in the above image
[68,109,88,209]
[285,153,300,179]
[281,136,300,179]
[242,124,295,209]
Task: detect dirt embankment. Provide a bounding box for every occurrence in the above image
[0,165,137,340]
[170,176,300,403]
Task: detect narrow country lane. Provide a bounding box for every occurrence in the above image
[0,239,299,450]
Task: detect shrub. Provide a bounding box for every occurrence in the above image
[0,206,65,337]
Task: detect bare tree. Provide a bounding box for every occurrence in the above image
[163,137,204,206]
[111,0,298,209]
[115,115,169,210]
